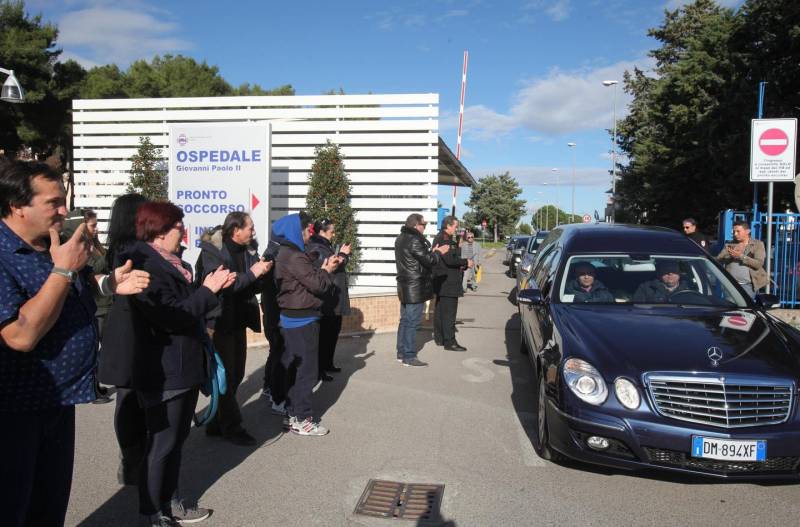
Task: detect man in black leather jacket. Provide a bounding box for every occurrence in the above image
[394,214,449,366]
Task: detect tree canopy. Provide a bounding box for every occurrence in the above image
[464,172,526,241]
[615,0,800,229]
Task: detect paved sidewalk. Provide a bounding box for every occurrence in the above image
[67,254,800,526]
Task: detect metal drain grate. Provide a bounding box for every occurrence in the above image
[354,479,444,523]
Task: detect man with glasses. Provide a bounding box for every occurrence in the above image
[394,214,449,366]
[682,218,708,249]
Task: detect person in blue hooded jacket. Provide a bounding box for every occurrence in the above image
[273,212,339,436]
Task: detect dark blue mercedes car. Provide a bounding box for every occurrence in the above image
[518,224,800,479]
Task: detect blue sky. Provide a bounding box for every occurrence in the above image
[31,0,740,223]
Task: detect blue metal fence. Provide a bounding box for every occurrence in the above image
[750,212,800,307]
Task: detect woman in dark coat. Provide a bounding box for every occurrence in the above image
[98,193,150,484]
[126,202,235,527]
[306,218,352,380]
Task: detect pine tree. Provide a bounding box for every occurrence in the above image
[305,141,360,271]
[127,136,167,200]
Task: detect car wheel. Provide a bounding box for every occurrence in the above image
[533,368,562,461]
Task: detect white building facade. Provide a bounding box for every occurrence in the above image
[71,93,473,296]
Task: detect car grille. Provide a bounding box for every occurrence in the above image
[644,447,799,475]
[645,375,794,428]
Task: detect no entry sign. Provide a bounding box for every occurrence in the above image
[582,214,591,223]
[750,118,797,181]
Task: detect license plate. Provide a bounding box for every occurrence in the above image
[691,436,766,462]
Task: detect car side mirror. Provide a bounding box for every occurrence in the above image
[754,293,780,309]
[518,288,544,305]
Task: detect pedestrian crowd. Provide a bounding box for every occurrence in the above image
[0,159,357,527]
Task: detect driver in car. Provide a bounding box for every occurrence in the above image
[633,260,691,302]
[565,262,614,303]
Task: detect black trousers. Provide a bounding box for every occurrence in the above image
[0,405,75,527]
[433,296,459,345]
[139,388,199,515]
[281,321,320,421]
[114,387,147,469]
[263,323,288,404]
[209,328,247,435]
[318,315,343,372]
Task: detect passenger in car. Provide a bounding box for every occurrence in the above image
[565,263,615,303]
[632,261,691,302]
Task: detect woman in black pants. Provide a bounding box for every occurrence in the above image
[98,193,150,483]
[306,218,352,380]
[127,202,235,527]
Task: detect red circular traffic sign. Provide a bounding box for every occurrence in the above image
[759,128,789,156]
[582,214,591,224]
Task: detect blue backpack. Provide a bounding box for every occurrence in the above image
[193,331,227,427]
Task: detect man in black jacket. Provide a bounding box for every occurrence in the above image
[197,212,271,446]
[433,216,473,351]
[394,213,449,366]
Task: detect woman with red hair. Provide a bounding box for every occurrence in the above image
[125,201,235,527]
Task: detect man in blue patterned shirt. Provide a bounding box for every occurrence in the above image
[0,159,149,527]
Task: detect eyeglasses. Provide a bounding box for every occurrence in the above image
[682,225,692,230]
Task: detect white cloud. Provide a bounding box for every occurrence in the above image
[58,4,191,67]
[522,0,572,22]
[475,165,611,187]
[448,57,654,139]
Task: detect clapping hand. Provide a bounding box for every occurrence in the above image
[49,223,90,272]
[339,243,352,255]
[203,265,236,293]
[250,258,272,277]
[110,259,151,295]
[433,244,450,255]
[322,256,340,273]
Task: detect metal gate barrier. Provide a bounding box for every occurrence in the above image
[751,212,800,307]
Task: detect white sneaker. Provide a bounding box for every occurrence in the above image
[289,416,329,436]
[271,400,287,416]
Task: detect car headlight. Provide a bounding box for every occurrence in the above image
[614,377,640,409]
[563,358,608,405]
[514,255,521,261]
[520,262,532,274]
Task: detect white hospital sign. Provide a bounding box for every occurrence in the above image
[750,118,797,182]
[168,123,271,266]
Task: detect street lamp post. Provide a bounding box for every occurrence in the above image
[0,67,25,103]
[603,80,618,223]
[567,143,576,223]
[551,168,560,226]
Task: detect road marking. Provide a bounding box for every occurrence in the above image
[460,358,495,383]
[517,411,546,467]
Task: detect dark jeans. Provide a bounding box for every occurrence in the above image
[319,315,343,372]
[0,405,75,527]
[433,296,459,345]
[209,328,247,435]
[115,387,147,471]
[281,321,320,421]
[263,324,288,404]
[139,388,199,515]
[397,302,424,360]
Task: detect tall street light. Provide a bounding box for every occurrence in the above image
[567,143,576,223]
[0,67,25,103]
[551,167,560,226]
[603,80,618,223]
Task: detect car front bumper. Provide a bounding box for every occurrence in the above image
[545,399,800,479]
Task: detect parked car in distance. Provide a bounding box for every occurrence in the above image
[516,230,550,291]
[508,236,530,277]
[518,223,798,479]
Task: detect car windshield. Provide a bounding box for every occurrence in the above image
[513,237,529,249]
[557,254,748,307]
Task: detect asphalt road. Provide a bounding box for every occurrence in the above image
[68,254,800,526]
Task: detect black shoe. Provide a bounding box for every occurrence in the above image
[444,343,467,352]
[91,393,114,404]
[223,428,256,446]
[326,366,342,373]
[319,373,334,382]
[402,358,428,367]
